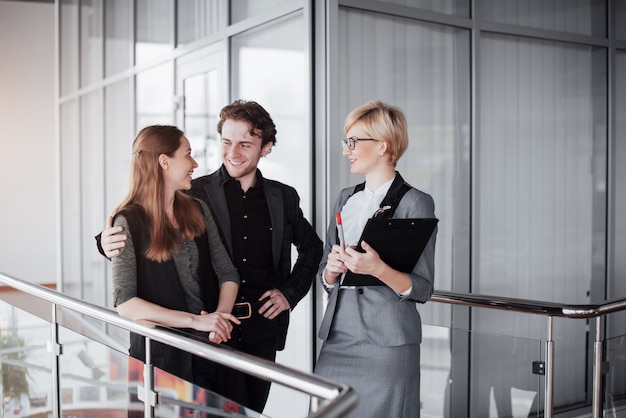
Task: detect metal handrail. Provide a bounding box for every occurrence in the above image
[3,271,626,418]
[432,290,626,318]
[430,290,626,418]
[0,272,357,418]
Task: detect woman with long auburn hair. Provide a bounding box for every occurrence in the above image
[110,125,240,390]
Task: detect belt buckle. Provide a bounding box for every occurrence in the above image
[233,302,252,320]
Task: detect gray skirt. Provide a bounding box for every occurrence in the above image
[314,288,421,418]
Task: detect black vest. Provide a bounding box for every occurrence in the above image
[115,203,218,382]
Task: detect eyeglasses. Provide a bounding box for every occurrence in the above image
[341,137,378,150]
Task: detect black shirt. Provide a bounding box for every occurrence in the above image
[223,175,274,300]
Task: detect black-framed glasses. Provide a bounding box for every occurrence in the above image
[341,136,378,150]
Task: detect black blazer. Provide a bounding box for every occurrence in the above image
[188,166,323,349]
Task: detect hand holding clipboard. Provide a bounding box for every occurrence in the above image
[341,217,438,286]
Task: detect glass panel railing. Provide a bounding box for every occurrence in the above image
[56,325,131,417]
[421,323,543,417]
[0,300,52,418]
[1,274,358,418]
[54,314,260,418]
[605,334,626,415]
[468,330,542,418]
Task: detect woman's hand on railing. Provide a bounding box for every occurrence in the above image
[199,310,240,344]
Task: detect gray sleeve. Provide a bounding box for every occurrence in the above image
[110,215,137,307]
[198,199,240,287]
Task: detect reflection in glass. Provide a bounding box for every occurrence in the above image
[0,302,52,418]
[136,63,174,128]
[469,331,542,417]
[57,327,130,416]
[605,334,626,411]
[135,0,172,66]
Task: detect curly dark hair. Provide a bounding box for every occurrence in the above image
[217,100,277,146]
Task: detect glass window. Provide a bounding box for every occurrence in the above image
[177,0,225,47]
[105,79,133,221]
[373,0,469,16]
[610,50,626,337]
[105,0,132,77]
[479,0,606,37]
[231,14,310,213]
[477,33,607,408]
[60,99,81,297]
[136,63,174,128]
[336,8,471,304]
[231,13,312,416]
[182,69,221,174]
[135,0,172,66]
[230,0,297,24]
[104,79,133,308]
[60,0,79,95]
[335,10,471,414]
[617,1,626,41]
[80,90,105,304]
[80,0,103,87]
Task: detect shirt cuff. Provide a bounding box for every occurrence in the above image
[398,285,413,298]
[322,270,337,290]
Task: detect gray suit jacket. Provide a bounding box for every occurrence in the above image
[318,175,437,346]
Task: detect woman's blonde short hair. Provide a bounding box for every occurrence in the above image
[344,100,408,166]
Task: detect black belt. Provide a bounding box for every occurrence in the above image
[232,297,269,319]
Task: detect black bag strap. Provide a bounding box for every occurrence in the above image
[338,172,411,243]
[339,173,412,286]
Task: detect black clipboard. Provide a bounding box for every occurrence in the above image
[341,217,438,286]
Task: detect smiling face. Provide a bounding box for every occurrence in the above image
[220,119,273,191]
[160,135,198,192]
[343,121,388,175]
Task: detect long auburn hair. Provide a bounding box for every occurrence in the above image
[113,125,205,262]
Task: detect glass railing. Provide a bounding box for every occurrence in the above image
[2,271,626,418]
[0,272,357,418]
[425,290,626,418]
[420,324,544,417]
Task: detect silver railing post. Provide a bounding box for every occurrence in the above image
[138,338,157,418]
[545,316,554,418]
[592,315,604,418]
[47,303,62,418]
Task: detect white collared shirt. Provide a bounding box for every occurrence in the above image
[340,178,394,247]
[323,177,412,297]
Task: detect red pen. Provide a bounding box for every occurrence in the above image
[336,212,345,244]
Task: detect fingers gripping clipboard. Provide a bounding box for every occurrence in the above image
[342,217,438,286]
